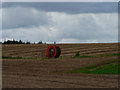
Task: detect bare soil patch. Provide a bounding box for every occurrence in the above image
[2,56,119,88]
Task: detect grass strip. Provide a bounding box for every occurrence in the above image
[67,61,119,74]
[73,53,120,58]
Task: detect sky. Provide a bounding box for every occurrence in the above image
[1,0,120,2]
[1,2,118,43]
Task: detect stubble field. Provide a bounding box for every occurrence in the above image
[2,43,119,88]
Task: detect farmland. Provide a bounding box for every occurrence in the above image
[2,43,119,58]
[2,43,119,88]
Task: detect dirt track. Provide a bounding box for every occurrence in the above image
[2,56,119,88]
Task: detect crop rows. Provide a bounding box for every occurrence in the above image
[2,43,119,58]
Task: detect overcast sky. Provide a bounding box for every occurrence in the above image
[1,2,118,43]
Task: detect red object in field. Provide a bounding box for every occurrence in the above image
[45,45,61,58]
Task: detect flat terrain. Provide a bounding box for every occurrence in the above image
[3,56,119,88]
[2,43,119,58]
[2,43,119,88]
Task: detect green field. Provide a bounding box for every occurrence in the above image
[73,53,120,58]
[67,61,119,74]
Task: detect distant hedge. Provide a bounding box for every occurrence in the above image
[2,40,44,44]
[3,40,28,44]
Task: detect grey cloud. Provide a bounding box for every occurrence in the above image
[1,2,118,43]
[2,7,48,29]
[2,2,118,14]
[47,13,117,42]
[2,12,117,43]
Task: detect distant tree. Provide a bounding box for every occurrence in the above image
[12,39,18,44]
[54,41,56,44]
[19,40,22,44]
[38,41,43,44]
[3,40,25,44]
[26,41,31,44]
[4,40,13,44]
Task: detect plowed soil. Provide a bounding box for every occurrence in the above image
[2,56,119,88]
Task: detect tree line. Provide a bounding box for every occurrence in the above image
[2,40,44,44]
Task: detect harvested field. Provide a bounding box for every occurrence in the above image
[2,56,119,88]
[2,43,119,88]
[2,43,119,58]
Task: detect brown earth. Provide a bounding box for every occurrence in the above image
[2,43,119,58]
[2,43,119,88]
[2,56,119,88]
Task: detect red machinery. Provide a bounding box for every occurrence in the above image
[45,45,61,58]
